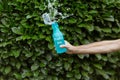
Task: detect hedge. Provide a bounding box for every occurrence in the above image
[0,0,120,80]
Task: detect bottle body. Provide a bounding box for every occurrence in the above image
[52,22,67,54]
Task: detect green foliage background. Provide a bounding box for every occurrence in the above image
[0,0,120,80]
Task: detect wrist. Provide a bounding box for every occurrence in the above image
[71,46,78,54]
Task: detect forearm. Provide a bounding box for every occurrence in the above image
[72,39,120,54]
[78,39,120,49]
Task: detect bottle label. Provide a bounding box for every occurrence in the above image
[54,36,64,45]
[53,36,66,54]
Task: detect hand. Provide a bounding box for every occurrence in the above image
[60,40,76,54]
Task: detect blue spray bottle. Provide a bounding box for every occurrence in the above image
[52,22,67,54]
[42,13,67,54]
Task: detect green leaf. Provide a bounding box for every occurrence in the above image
[33,71,39,77]
[22,35,31,40]
[64,62,70,70]
[16,62,21,69]
[11,27,22,35]
[101,28,111,33]
[38,74,45,80]
[24,51,32,58]
[22,69,32,78]
[78,23,94,31]
[108,57,119,63]
[4,66,11,74]
[85,15,93,21]
[68,18,77,23]
[0,3,3,11]
[95,54,102,60]
[104,16,114,22]
[96,69,110,79]
[39,60,47,67]
[32,35,38,40]
[77,54,85,59]
[41,68,48,75]
[31,63,39,71]
[93,63,103,69]
[26,15,32,19]
[46,37,51,42]
[39,34,45,39]
[1,19,7,26]
[88,10,98,14]
[86,24,94,31]
[66,72,73,78]
[46,76,52,80]
[0,24,4,27]
[75,74,81,79]
[81,71,89,79]
[14,72,22,79]
[52,76,58,80]
[102,56,108,61]
[12,50,20,58]
[46,54,52,61]
[39,4,46,10]
[56,61,62,67]
[48,43,54,49]
[0,67,4,73]
[116,19,120,27]
[16,36,23,41]
[81,64,91,71]
[36,22,46,27]
[0,41,12,47]
[112,27,120,33]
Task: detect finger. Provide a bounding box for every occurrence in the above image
[64,40,69,44]
[60,45,67,48]
[64,40,71,46]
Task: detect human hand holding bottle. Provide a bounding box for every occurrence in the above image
[60,40,76,54]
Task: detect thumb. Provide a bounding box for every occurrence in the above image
[60,45,67,48]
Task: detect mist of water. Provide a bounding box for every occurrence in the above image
[42,0,73,25]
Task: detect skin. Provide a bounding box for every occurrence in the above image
[60,39,120,54]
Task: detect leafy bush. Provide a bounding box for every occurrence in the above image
[0,0,120,80]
